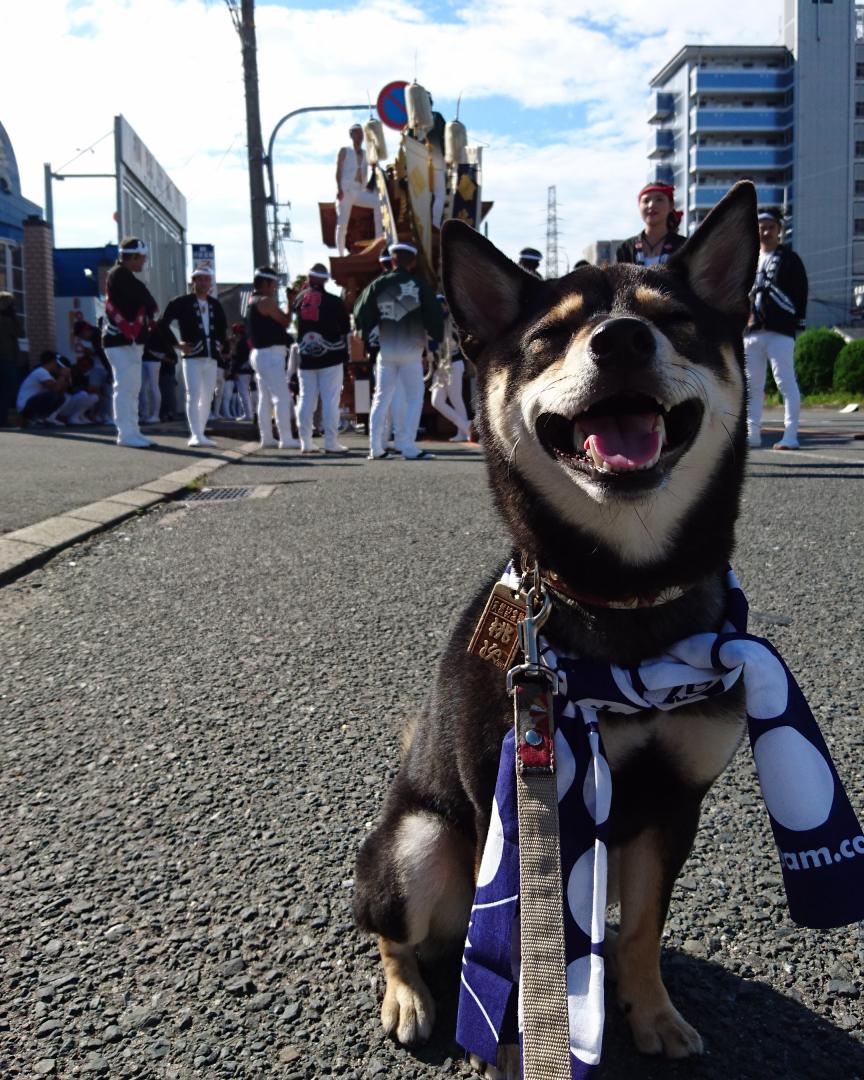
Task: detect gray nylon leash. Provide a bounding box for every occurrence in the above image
[508,580,572,1079]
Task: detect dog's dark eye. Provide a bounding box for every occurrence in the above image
[526,326,575,354]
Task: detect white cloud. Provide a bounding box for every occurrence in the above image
[4,0,783,289]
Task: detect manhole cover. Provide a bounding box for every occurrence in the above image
[181,486,266,503]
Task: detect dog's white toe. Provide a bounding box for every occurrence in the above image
[467,1045,520,1079]
[380,978,435,1045]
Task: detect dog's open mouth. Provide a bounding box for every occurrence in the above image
[537,393,704,488]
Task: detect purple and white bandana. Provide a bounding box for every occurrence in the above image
[456,568,864,1077]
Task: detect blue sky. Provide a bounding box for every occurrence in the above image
[4,0,783,285]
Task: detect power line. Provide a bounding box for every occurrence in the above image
[546,186,559,280]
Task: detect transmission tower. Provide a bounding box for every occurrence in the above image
[546,186,560,279]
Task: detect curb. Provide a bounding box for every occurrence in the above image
[0,440,259,588]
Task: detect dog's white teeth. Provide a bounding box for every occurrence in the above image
[586,439,607,471]
[653,412,668,449]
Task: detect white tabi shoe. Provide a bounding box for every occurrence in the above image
[188,436,217,448]
[117,436,153,449]
[278,438,301,449]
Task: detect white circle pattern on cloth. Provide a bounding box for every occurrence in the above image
[753,726,836,831]
[583,752,612,825]
[475,796,505,888]
[718,638,789,718]
[567,842,608,943]
[554,728,577,803]
[566,954,605,1065]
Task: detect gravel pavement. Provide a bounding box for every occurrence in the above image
[1,436,862,1080]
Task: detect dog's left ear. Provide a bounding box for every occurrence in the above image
[442,220,541,361]
[666,181,758,326]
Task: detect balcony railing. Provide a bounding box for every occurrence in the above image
[690,146,794,170]
[690,69,793,95]
[651,163,675,185]
[648,92,675,123]
[690,185,787,209]
[691,107,794,133]
[648,129,675,158]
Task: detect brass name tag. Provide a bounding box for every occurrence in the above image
[467,583,526,671]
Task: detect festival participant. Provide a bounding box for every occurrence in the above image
[616,182,686,266]
[353,241,443,460]
[102,237,158,448]
[744,208,809,450]
[429,294,471,442]
[334,124,382,256]
[246,266,299,450]
[227,322,254,420]
[160,267,227,448]
[518,247,543,278]
[15,352,70,427]
[293,264,351,454]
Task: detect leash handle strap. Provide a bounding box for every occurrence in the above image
[514,676,572,1079]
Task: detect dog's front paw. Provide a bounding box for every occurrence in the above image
[468,1045,520,1079]
[380,976,435,1045]
[623,999,703,1058]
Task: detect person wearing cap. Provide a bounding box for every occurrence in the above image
[353,241,444,460]
[15,352,71,427]
[102,237,159,447]
[744,208,809,451]
[292,264,351,453]
[518,247,544,278]
[335,124,383,256]
[160,267,228,448]
[246,266,299,449]
[616,184,686,266]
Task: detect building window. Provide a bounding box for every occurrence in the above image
[857,103,864,118]
[856,180,864,195]
[856,141,864,157]
[0,241,25,339]
[858,63,864,78]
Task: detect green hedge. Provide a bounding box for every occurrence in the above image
[833,340,864,394]
[794,328,846,393]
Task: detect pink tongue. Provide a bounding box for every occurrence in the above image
[582,413,660,470]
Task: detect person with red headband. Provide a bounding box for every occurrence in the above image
[616,183,686,267]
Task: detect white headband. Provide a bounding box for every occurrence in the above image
[255,271,279,282]
[308,269,330,280]
[390,242,418,255]
[191,267,213,278]
[120,242,148,256]
[519,251,542,262]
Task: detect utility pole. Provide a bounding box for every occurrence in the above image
[545,185,560,280]
[225,0,269,268]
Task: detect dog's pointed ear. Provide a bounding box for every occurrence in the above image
[442,220,541,361]
[666,181,758,326]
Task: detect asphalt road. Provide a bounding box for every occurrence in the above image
[0,422,252,536]
[0,435,862,1080]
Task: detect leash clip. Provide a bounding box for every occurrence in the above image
[508,579,558,775]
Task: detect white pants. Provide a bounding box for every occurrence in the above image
[182,357,219,441]
[298,364,343,450]
[236,373,253,419]
[430,359,469,434]
[58,390,99,423]
[141,360,161,421]
[250,345,293,445]
[744,330,800,441]
[335,181,382,255]
[219,377,235,417]
[369,356,425,457]
[105,344,144,444]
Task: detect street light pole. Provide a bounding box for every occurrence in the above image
[264,103,367,271]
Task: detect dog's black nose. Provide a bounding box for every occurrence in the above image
[589,318,655,366]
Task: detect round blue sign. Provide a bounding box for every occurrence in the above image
[377,81,409,131]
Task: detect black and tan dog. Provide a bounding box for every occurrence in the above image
[354,182,759,1077]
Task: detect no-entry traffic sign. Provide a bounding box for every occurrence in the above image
[377,81,409,131]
